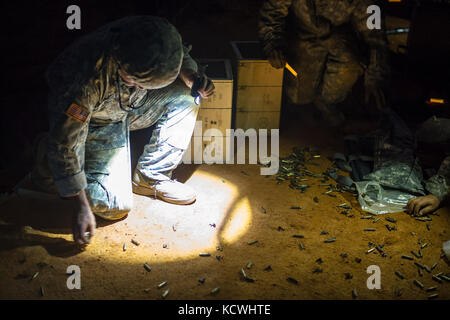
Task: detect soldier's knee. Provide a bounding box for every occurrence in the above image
[86,181,133,220]
[92,207,131,221]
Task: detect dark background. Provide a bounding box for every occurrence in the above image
[1,0,450,191]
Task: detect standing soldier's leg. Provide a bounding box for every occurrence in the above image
[129,79,199,204]
[286,40,328,106]
[317,35,364,127]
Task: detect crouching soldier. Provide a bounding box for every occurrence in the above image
[406,117,450,216]
[258,0,390,126]
[28,16,214,244]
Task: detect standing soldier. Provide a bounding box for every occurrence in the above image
[27,16,214,245]
[258,0,390,126]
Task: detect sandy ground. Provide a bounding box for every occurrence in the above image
[0,113,449,300]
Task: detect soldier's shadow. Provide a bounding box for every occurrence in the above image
[0,194,121,258]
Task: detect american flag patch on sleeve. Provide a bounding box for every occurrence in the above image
[65,104,90,123]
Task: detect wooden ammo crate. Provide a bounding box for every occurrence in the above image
[185,59,233,163]
[230,41,283,131]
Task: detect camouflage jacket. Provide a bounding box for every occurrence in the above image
[45,17,197,197]
[425,156,450,202]
[258,0,389,81]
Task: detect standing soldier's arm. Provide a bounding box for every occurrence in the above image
[406,156,450,216]
[258,0,292,68]
[46,77,100,245]
[351,0,390,110]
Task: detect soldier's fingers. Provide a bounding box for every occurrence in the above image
[405,199,413,213]
[413,199,426,216]
[419,204,434,216]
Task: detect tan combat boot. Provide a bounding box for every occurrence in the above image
[132,169,196,205]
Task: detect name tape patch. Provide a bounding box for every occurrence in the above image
[66,103,90,123]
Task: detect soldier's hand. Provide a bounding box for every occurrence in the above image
[405,194,440,216]
[196,75,215,99]
[268,49,286,69]
[179,68,215,98]
[67,190,96,245]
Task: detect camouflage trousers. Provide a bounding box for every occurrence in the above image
[32,79,198,220]
[285,32,364,106]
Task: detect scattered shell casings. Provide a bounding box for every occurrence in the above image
[426,224,431,231]
[290,206,301,210]
[432,275,443,283]
[414,262,425,269]
[144,288,151,293]
[241,268,247,279]
[292,234,304,239]
[385,224,396,231]
[320,230,329,235]
[352,288,358,299]
[31,272,39,281]
[411,250,421,258]
[439,275,450,282]
[395,271,405,279]
[361,216,373,220]
[40,286,45,297]
[373,217,381,223]
[385,217,397,223]
[198,278,206,284]
[415,217,432,222]
[401,255,414,260]
[299,241,305,250]
[431,262,438,270]
[418,268,423,277]
[211,287,220,294]
[143,263,152,272]
[366,247,376,254]
[123,243,127,251]
[364,228,376,232]
[287,277,299,285]
[411,232,417,236]
[131,239,140,246]
[246,261,253,269]
[324,237,336,243]
[413,279,424,289]
[418,249,423,258]
[428,293,439,299]
[199,253,211,257]
[158,281,168,289]
[247,240,258,245]
[426,286,437,292]
[423,265,432,273]
[162,288,170,299]
[421,242,428,249]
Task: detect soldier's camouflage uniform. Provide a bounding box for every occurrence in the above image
[416,117,450,202]
[31,16,199,220]
[258,0,389,106]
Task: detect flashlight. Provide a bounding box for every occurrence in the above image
[191,74,206,106]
